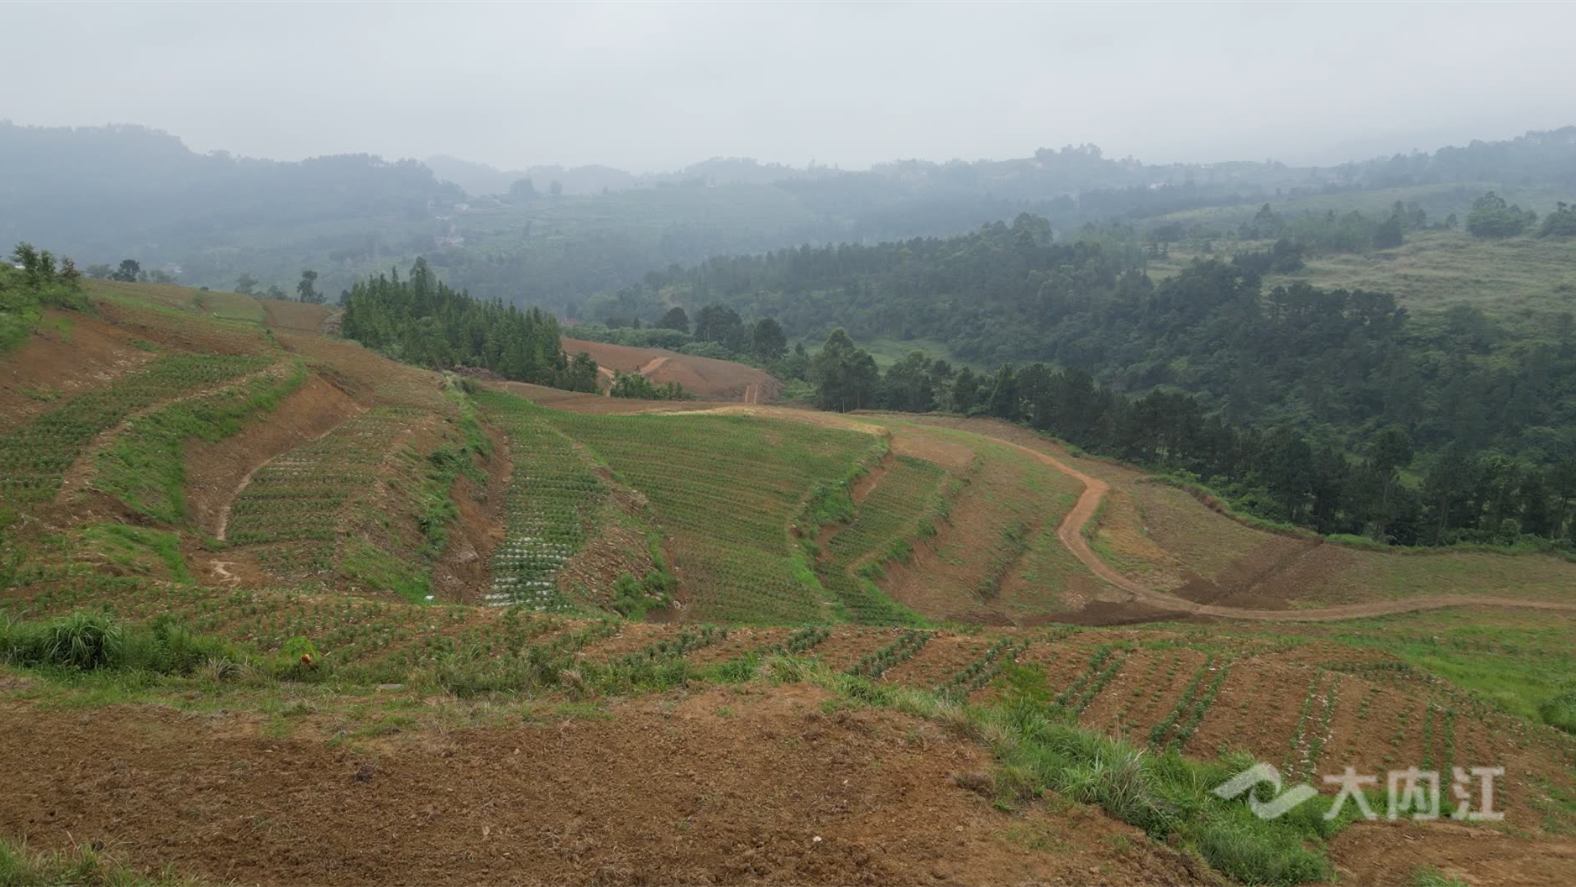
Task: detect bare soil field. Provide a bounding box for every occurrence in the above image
[0,686,1200,887]
[0,309,157,425]
[562,337,781,402]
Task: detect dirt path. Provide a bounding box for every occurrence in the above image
[53,361,291,510]
[1008,437,1576,623]
[507,393,1576,623]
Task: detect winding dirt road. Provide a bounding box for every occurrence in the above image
[530,394,1576,623]
[1019,438,1576,623]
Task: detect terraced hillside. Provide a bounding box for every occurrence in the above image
[4,280,1576,886]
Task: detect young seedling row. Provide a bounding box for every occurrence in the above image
[846,629,933,679]
[225,407,418,577]
[819,455,947,624]
[0,353,273,507]
[480,395,606,609]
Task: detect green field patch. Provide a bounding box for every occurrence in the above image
[475,391,606,610]
[537,401,882,623]
[819,455,946,624]
[0,352,275,509]
[224,407,418,577]
[92,361,304,523]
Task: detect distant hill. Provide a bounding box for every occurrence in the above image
[4,120,1574,316]
[424,154,640,196]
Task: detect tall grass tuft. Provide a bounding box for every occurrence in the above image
[0,611,125,670]
[1540,690,1576,734]
[0,611,237,676]
[0,835,191,886]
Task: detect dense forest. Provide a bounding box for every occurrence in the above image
[339,259,598,392]
[615,215,1576,465]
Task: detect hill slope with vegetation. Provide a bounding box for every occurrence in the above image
[3,271,1576,885]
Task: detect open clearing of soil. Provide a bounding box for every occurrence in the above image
[0,686,1198,887]
[562,337,781,403]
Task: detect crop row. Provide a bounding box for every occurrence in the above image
[225,408,418,579]
[1057,644,1128,714]
[934,637,1025,701]
[0,353,274,507]
[846,629,933,679]
[819,455,947,624]
[610,626,728,668]
[773,626,832,655]
[1148,655,1218,749]
[1280,671,1329,777]
[1163,659,1232,752]
[480,395,606,609]
[542,407,880,623]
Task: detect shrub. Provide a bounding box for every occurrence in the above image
[0,611,244,676]
[1,611,124,670]
[1540,690,1576,735]
[0,835,183,887]
[1194,811,1330,886]
[1409,866,1470,887]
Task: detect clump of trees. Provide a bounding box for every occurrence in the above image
[608,370,689,401]
[1541,202,1576,238]
[570,303,792,369]
[3,242,89,351]
[1241,200,1432,254]
[341,258,598,392]
[296,270,325,305]
[8,242,83,292]
[1467,192,1537,238]
[808,329,880,412]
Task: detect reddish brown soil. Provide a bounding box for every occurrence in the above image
[272,330,450,413]
[562,337,782,403]
[1329,821,1576,887]
[879,457,1047,625]
[0,688,1200,887]
[879,634,992,689]
[1079,648,1164,734]
[573,622,676,664]
[809,629,896,671]
[683,627,797,667]
[260,297,331,332]
[1168,538,1324,610]
[0,309,156,425]
[94,298,271,356]
[431,420,512,602]
[186,372,364,538]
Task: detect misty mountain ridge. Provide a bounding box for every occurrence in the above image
[4,118,1574,310]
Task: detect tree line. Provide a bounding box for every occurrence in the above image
[613,217,1576,467]
[807,328,1576,549]
[569,303,790,365]
[340,258,598,392]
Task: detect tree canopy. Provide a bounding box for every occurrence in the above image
[341,258,597,392]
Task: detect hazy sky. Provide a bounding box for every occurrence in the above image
[5,2,1575,172]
